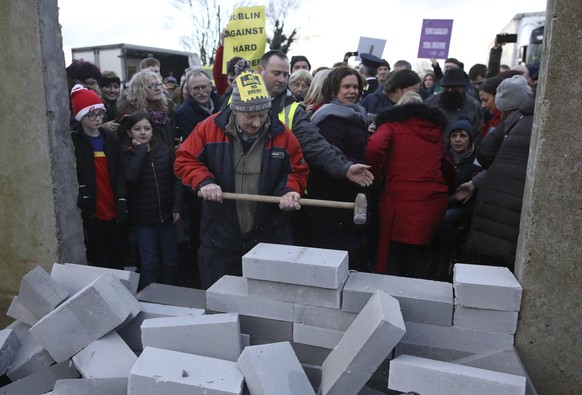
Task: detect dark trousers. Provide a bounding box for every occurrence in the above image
[83,217,125,270]
[197,244,244,290]
[135,221,179,289]
[386,241,427,279]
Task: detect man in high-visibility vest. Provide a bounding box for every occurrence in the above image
[257,50,374,187]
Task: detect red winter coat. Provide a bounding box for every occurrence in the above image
[366,103,455,273]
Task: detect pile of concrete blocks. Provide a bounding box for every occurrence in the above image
[0,245,535,394]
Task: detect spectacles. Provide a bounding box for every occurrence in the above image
[147,83,163,90]
[86,110,107,120]
[189,84,211,92]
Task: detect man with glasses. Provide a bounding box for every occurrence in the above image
[70,84,127,270]
[175,68,221,141]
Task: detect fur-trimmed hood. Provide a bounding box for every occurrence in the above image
[375,102,449,130]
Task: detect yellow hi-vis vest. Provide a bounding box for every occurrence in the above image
[226,97,299,129]
[278,102,300,129]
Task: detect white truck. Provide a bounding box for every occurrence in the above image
[72,43,199,82]
[495,12,546,68]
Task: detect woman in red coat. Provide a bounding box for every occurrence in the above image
[366,92,455,278]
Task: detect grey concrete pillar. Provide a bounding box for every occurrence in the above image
[0,0,86,326]
[514,0,582,393]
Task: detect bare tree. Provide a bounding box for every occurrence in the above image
[170,0,302,63]
[266,0,301,53]
[170,0,226,66]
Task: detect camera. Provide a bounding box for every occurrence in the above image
[496,33,518,44]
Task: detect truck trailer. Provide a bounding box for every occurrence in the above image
[72,43,199,82]
[494,12,546,69]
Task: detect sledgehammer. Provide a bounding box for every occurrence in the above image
[197,191,368,225]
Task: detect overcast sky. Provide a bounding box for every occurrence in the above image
[58,0,548,73]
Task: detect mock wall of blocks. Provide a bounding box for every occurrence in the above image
[0,245,535,394]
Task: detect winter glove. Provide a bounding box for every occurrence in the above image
[77,185,91,211]
[116,198,128,223]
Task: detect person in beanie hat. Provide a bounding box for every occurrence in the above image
[174,58,309,289]
[429,116,483,280]
[290,55,311,72]
[99,71,121,126]
[70,84,128,270]
[495,75,532,113]
[479,76,504,138]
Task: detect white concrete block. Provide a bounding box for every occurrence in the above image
[5,321,55,381]
[454,347,538,395]
[0,360,80,395]
[18,266,69,320]
[29,276,141,362]
[238,342,315,395]
[388,354,526,395]
[239,315,293,341]
[321,291,406,395]
[72,331,137,378]
[52,378,127,395]
[51,262,140,295]
[117,302,205,351]
[128,347,243,394]
[6,296,38,326]
[454,305,519,334]
[398,321,514,360]
[250,336,332,366]
[141,313,242,361]
[242,243,348,289]
[294,304,357,331]
[342,271,453,326]
[206,275,294,321]
[247,278,343,308]
[135,282,207,309]
[453,263,522,311]
[293,323,343,350]
[0,329,19,375]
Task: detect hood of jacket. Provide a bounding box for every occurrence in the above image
[375,102,449,143]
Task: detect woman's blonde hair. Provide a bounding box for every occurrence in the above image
[303,68,331,107]
[125,70,168,112]
[396,91,423,106]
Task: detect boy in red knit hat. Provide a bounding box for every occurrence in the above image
[70,84,127,269]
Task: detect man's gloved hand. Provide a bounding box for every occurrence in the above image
[77,185,91,210]
[116,198,128,223]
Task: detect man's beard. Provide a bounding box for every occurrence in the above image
[440,90,465,111]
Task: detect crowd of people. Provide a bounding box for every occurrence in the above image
[64,34,538,290]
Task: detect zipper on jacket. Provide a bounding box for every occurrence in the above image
[151,161,164,223]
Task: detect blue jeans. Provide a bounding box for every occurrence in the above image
[135,221,179,289]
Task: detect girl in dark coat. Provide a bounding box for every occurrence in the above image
[121,112,183,289]
[366,92,455,278]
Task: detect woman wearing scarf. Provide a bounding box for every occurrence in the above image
[301,66,371,271]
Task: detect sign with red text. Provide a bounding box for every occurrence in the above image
[223,6,266,72]
[417,19,454,59]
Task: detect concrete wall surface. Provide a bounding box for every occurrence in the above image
[0,0,85,327]
[515,0,582,393]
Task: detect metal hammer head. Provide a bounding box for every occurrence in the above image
[353,193,367,225]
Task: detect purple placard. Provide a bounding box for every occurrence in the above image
[417,19,454,59]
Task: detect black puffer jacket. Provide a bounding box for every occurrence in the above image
[467,94,535,269]
[124,143,183,226]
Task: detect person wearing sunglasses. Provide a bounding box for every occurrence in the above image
[70,84,128,270]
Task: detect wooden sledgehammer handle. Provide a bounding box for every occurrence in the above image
[197,191,354,209]
[196,191,367,225]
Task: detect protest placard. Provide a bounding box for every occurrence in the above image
[223,6,267,73]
